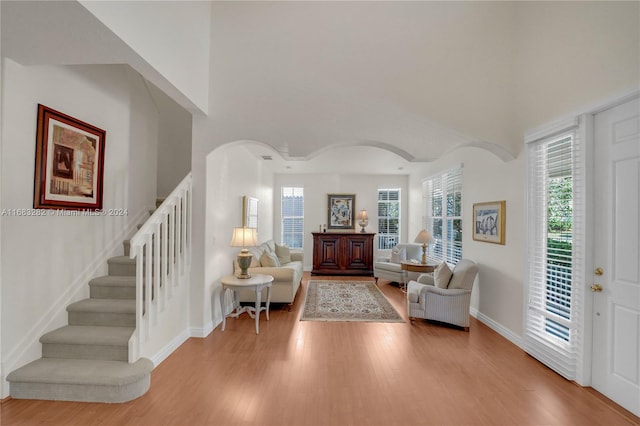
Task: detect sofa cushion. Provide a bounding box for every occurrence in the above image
[374,261,404,273]
[260,251,280,267]
[275,243,292,264]
[390,245,407,263]
[433,262,453,289]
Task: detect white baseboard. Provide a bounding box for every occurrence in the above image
[190,320,215,338]
[151,328,191,367]
[1,207,151,398]
[470,307,524,349]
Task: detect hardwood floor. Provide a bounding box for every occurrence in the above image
[2,273,638,426]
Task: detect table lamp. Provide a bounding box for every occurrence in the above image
[414,229,433,264]
[358,209,369,233]
[230,227,258,278]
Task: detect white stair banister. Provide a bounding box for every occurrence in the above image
[128,173,192,363]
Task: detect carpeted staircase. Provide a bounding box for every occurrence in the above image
[6,229,154,403]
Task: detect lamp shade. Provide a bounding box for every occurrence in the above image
[414,229,433,245]
[358,209,369,221]
[230,227,258,248]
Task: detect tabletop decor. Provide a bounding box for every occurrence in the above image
[33,104,106,210]
[301,280,403,322]
[327,193,355,230]
[472,200,506,244]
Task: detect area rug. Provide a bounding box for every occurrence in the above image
[301,280,404,322]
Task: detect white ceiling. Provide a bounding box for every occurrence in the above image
[209,1,518,164]
[3,1,637,175]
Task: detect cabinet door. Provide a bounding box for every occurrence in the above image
[314,235,341,271]
[343,235,372,270]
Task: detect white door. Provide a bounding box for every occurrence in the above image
[592,97,640,416]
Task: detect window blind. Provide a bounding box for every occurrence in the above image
[525,127,585,380]
[281,187,304,249]
[378,188,400,249]
[423,166,463,264]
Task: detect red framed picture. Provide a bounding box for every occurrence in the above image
[33,104,106,210]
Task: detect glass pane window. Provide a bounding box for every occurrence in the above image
[378,189,400,250]
[525,127,585,381]
[281,187,304,249]
[423,167,463,264]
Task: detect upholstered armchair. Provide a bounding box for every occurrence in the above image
[373,243,423,284]
[406,259,479,331]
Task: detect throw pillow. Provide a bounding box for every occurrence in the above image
[275,243,292,264]
[390,246,407,263]
[433,262,453,289]
[260,251,280,267]
[247,247,263,267]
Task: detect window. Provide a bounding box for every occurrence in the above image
[378,189,400,249]
[423,167,463,264]
[281,187,304,249]
[525,124,585,380]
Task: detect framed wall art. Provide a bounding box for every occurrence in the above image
[472,200,506,244]
[327,193,355,230]
[33,104,106,210]
[243,196,258,229]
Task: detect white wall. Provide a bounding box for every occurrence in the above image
[192,144,274,335]
[409,148,525,340]
[0,60,158,395]
[150,84,193,198]
[80,0,211,114]
[514,1,639,141]
[274,174,409,270]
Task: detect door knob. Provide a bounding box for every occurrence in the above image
[591,284,603,292]
[595,267,604,276]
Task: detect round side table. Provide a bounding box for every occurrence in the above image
[400,261,436,291]
[220,274,274,334]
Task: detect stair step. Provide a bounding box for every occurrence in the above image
[107,256,136,276]
[7,358,153,403]
[40,325,133,361]
[67,299,136,327]
[89,275,136,299]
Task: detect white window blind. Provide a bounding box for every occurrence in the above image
[378,188,400,249]
[281,187,304,249]
[525,126,585,380]
[423,166,463,264]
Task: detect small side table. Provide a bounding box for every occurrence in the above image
[220,274,274,334]
[400,261,436,291]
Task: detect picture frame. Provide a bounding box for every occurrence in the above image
[243,196,258,229]
[33,104,106,210]
[327,193,355,230]
[472,200,506,244]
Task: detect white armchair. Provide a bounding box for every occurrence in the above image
[373,243,423,284]
[406,259,478,331]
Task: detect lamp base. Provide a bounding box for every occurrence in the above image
[421,244,427,264]
[236,251,253,279]
[359,220,368,233]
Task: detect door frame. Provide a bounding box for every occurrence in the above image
[580,90,640,386]
[524,88,639,387]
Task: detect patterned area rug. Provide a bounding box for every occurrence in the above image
[301,280,404,322]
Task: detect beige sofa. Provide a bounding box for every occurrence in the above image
[234,239,304,306]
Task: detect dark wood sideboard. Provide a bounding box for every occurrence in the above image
[311,232,375,276]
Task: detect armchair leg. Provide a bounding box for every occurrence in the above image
[374,277,378,284]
